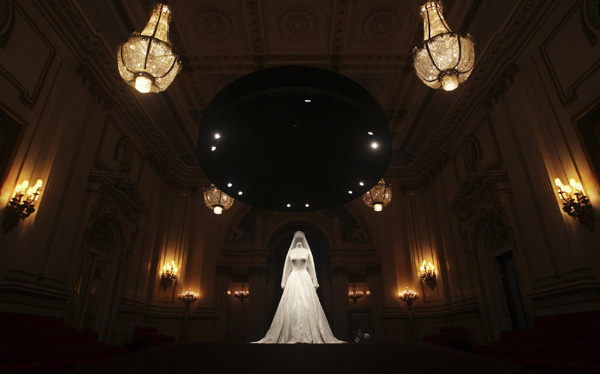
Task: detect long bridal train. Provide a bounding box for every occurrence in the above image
[254,231,344,344]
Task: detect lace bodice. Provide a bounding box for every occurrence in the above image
[291,252,308,271]
[281,246,319,288]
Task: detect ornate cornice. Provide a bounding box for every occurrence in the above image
[387,0,547,186]
[450,170,510,219]
[45,1,206,188]
[87,172,148,221]
[0,0,15,48]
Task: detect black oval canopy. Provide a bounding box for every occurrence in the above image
[197,65,391,211]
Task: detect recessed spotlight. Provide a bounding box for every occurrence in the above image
[371,142,379,149]
[211,146,217,151]
[359,181,364,186]
[286,203,291,208]
[348,191,353,194]
[305,203,309,208]
[238,191,243,195]
[214,133,221,139]
[227,183,233,187]
[304,99,311,103]
[368,131,374,136]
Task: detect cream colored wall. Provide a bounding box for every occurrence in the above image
[378,0,600,343]
[1,0,599,347]
[0,1,212,344]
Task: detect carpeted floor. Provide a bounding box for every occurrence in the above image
[75,342,522,374]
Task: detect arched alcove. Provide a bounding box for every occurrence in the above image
[473,215,527,340]
[263,222,333,332]
[218,203,379,342]
[69,215,125,341]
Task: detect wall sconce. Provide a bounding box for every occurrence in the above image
[160,261,178,290]
[419,261,437,290]
[228,283,250,304]
[398,288,419,312]
[2,179,43,233]
[555,178,595,231]
[348,282,364,304]
[177,289,199,311]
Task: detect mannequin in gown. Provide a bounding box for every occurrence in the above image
[254,231,344,344]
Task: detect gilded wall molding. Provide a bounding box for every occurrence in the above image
[44,1,206,188]
[0,0,15,48]
[387,0,547,185]
[540,1,600,107]
[0,2,55,110]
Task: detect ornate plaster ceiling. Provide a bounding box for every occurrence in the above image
[68,0,529,185]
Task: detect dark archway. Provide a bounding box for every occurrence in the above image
[263,221,333,332]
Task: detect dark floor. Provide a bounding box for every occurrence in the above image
[75,342,522,374]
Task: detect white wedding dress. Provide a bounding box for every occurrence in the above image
[254,231,344,344]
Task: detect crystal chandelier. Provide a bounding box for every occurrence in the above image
[413,1,475,91]
[203,184,234,214]
[362,179,392,212]
[117,4,181,93]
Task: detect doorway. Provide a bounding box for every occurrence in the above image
[71,217,121,341]
[496,251,527,330]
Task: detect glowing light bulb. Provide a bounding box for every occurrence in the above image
[135,75,153,93]
[441,73,459,91]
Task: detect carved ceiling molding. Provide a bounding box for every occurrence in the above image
[280,11,315,39]
[76,65,113,111]
[188,54,405,64]
[388,55,416,109]
[197,11,232,40]
[224,203,370,248]
[161,93,195,150]
[113,136,133,174]
[363,11,398,40]
[482,63,520,109]
[450,170,510,220]
[331,0,351,53]
[582,0,599,45]
[245,0,264,54]
[47,0,547,191]
[386,0,546,186]
[87,172,148,223]
[47,1,205,187]
[0,0,15,48]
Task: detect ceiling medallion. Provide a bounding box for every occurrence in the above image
[359,79,382,95]
[197,66,391,212]
[197,11,232,40]
[364,11,398,39]
[280,11,315,39]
